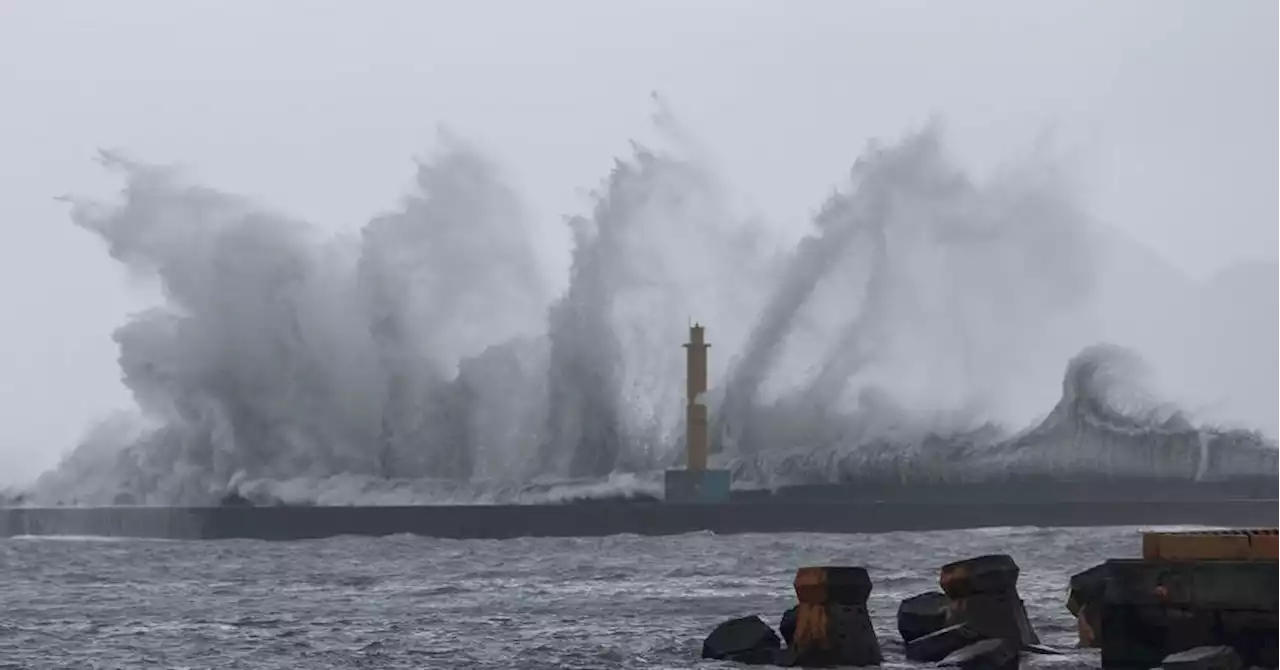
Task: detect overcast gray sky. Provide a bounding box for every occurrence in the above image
[1,1,1276,485]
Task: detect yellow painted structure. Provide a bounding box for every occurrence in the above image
[793,566,830,604]
[1141,528,1278,561]
[793,568,836,652]
[684,324,710,471]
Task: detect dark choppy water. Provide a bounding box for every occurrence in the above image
[0,526,1155,669]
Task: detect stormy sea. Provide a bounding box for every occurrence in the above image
[8,106,1276,508]
[1,525,1159,669]
[1,112,1272,669]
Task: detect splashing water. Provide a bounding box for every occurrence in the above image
[18,113,1278,506]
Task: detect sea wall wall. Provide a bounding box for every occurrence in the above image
[726,475,1278,503]
[2,498,1275,541]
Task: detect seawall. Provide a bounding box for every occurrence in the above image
[2,498,1275,541]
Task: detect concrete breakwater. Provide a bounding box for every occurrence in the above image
[1,497,1276,541]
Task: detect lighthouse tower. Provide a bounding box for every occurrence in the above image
[663,323,731,503]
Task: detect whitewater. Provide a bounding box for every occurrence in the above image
[12,113,1278,507]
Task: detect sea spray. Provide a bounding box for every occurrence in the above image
[20,115,1277,507]
[715,124,1094,460]
[357,137,548,480]
[545,137,778,478]
[40,142,552,502]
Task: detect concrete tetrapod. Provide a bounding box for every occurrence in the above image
[1161,646,1243,670]
[789,566,883,667]
[701,615,789,666]
[941,554,1040,647]
[899,591,950,644]
[905,623,987,662]
[1066,562,1108,648]
[779,606,797,649]
[902,554,1042,663]
[937,638,1020,670]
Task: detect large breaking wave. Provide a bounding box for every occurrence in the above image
[16,114,1278,506]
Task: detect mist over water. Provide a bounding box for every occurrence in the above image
[18,112,1278,506]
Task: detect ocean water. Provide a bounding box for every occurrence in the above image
[0,526,1152,669]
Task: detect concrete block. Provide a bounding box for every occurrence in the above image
[899,591,950,643]
[1162,646,1243,670]
[779,606,797,648]
[1066,563,1108,648]
[905,623,984,662]
[947,590,1040,646]
[702,615,781,661]
[938,638,1020,670]
[1143,529,1278,561]
[1103,559,1278,611]
[940,554,1020,598]
[791,602,882,667]
[793,566,872,605]
[1102,604,1219,669]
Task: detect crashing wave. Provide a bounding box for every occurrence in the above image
[11,110,1277,507]
[723,344,1277,489]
